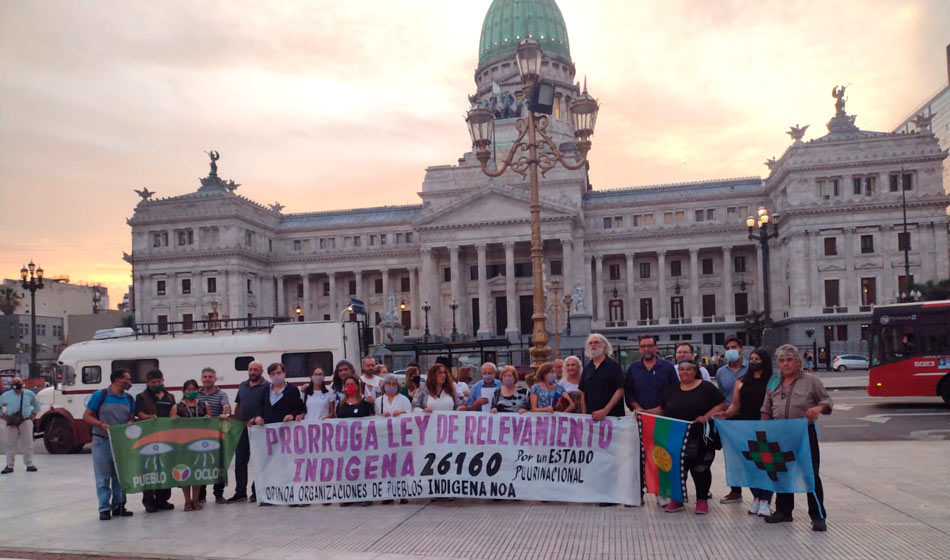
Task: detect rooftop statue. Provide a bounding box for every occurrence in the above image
[787,124,809,143]
[134,187,155,202]
[911,112,936,132]
[205,150,220,177]
[832,86,848,116]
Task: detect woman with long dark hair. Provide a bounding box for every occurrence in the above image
[297,366,335,421]
[411,364,458,413]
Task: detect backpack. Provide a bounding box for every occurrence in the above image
[93,388,134,419]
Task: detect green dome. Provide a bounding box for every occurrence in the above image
[478,0,571,67]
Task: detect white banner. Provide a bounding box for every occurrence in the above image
[248,412,641,505]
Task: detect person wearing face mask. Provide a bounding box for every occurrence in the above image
[135,369,176,513]
[464,362,501,412]
[228,360,270,504]
[335,375,375,507]
[253,363,305,426]
[578,333,625,423]
[490,366,529,413]
[82,369,136,520]
[716,335,749,505]
[715,348,777,517]
[375,374,411,417]
[400,365,422,400]
[1,376,41,474]
[297,367,335,422]
[176,379,210,512]
[529,362,575,413]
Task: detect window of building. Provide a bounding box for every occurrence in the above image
[898,275,914,296]
[550,260,562,276]
[735,292,749,317]
[639,298,653,321]
[297,282,304,298]
[861,277,877,306]
[323,282,330,296]
[608,300,624,322]
[181,278,191,295]
[837,325,848,341]
[36,323,46,336]
[369,235,376,246]
[245,230,253,247]
[639,262,651,278]
[380,234,387,246]
[853,177,863,195]
[664,212,673,225]
[375,278,383,294]
[247,278,253,294]
[824,279,840,307]
[354,236,361,247]
[824,237,837,256]
[695,209,705,223]
[702,294,717,317]
[902,173,912,191]
[319,238,326,249]
[734,255,746,273]
[889,174,899,192]
[293,240,302,251]
[706,208,715,221]
[156,280,166,296]
[349,280,357,295]
[670,296,684,319]
[514,263,532,277]
[609,264,621,281]
[182,314,193,332]
[702,258,714,275]
[443,267,451,283]
[487,264,503,278]
[865,176,876,195]
[670,260,682,277]
[400,276,410,292]
[157,315,168,333]
[897,231,912,251]
[818,178,840,198]
[470,266,479,281]
[675,211,684,224]
[396,233,403,244]
[405,232,413,243]
[860,234,874,254]
[603,217,612,229]
[207,277,217,294]
[178,229,194,246]
[861,324,870,341]
[727,207,736,219]
[268,239,273,252]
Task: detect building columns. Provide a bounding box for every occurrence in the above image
[560,238,573,294]
[476,243,490,337]
[594,255,605,323]
[504,242,518,336]
[409,267,419,331]
[302,273,311,321]
[276,275,285,318]
[625,253,636,324]
[657,251,666,324]
[689,249,700,321]
[584,254,593,317]
[722,246,733,320]
[448,245,461,334]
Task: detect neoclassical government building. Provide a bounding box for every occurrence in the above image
[127,0,950,353]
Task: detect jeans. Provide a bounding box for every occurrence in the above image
[234,430,255,497]
[775,423,825,520]
[4,419,35,468]
[92,436,124,513]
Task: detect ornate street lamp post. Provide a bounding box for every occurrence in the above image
[449,299,459,341]
[20,261,44,378]
[746,207,779,325]
[466,37,599,370]
[422,301,431,343]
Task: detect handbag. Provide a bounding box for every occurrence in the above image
[5,392,25,427]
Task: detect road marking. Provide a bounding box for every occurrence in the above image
[823,424,867,428]
[835,404,854,411]
[909,429,950,441]
[855,412,950,424]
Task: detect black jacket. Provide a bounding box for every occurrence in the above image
[261,383,305,424]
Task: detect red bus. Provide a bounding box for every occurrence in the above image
[867,300,950,404]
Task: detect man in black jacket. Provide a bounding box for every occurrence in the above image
[252,362,305,425]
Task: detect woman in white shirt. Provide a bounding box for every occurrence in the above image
[412,364,459,413]
[375,374,412,417]
[297,367,335,421]
[558,355,586,414]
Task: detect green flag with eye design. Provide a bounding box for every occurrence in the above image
[108,417,245,493]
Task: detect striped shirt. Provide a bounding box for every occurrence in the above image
[197,387,230,416]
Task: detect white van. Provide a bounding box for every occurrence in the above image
[35,321,361,454]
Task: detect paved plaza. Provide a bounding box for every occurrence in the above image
[0,439,947,560]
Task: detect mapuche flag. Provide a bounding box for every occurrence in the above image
[109,417,245,493]
[715,417,815,493]
[638,412,689,502]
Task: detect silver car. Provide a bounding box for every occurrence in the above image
[832,354,869,372]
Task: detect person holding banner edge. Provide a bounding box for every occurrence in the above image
[645,360,725,514]
[715,348,776,517]
[227,361,269,504]
[176,379,211,511]
[82,368,136,520]
[760,344,833,531]
[529,362,575,413]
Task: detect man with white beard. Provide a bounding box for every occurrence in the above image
[578,333,625,422]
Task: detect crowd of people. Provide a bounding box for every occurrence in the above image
[6,335,831,531]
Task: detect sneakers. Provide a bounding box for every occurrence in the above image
[695,499,708,515]
[764,511,793,524]
[720,490,742,504]
[144,504,159,513]
[757,500,771,517]
[225,494,248,504]
[26,466,37,472]
[748,501,760,515]
[812,519,827,532]
[664,501,685,513]
[657,495,671,507]
[99,511,111,521]
[0,467,12,474]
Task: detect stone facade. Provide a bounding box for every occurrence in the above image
[125,5,950,357]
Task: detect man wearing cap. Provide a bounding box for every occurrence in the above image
[1,377,41,474]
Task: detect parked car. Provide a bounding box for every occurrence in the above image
[832,354,869,372]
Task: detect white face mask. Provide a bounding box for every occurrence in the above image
[311,375,325,386]
[270,373,285,386]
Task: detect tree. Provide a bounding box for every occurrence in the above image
[743,310,766,347]
[915,279,950,302]
[0,286,23,315]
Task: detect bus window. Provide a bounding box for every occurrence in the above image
[918,321,950,355]
[880,326,916,364]
[281,352,333,379]
[60,364,76,386]
[81,366,101,384]
[112,359,160,384]
[234,356,255,371]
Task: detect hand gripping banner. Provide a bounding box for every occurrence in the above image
[109,417,246,493]
[248,412,641,505]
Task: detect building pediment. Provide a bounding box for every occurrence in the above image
[416,183,577,229]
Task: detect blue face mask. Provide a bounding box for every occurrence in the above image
[725,349,741,363]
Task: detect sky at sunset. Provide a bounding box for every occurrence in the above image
[1,0,948,308]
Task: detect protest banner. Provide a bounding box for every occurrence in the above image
[249,412,641,505]
[109,417,245,493]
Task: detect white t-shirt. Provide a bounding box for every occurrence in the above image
[303,390,334,421]
[455,381,470,397]
[425,392,457,412]
[558,379,580,392]
[361,374,382,396]
[375,393,412,416]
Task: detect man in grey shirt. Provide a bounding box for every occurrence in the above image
[197,367,231,504]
